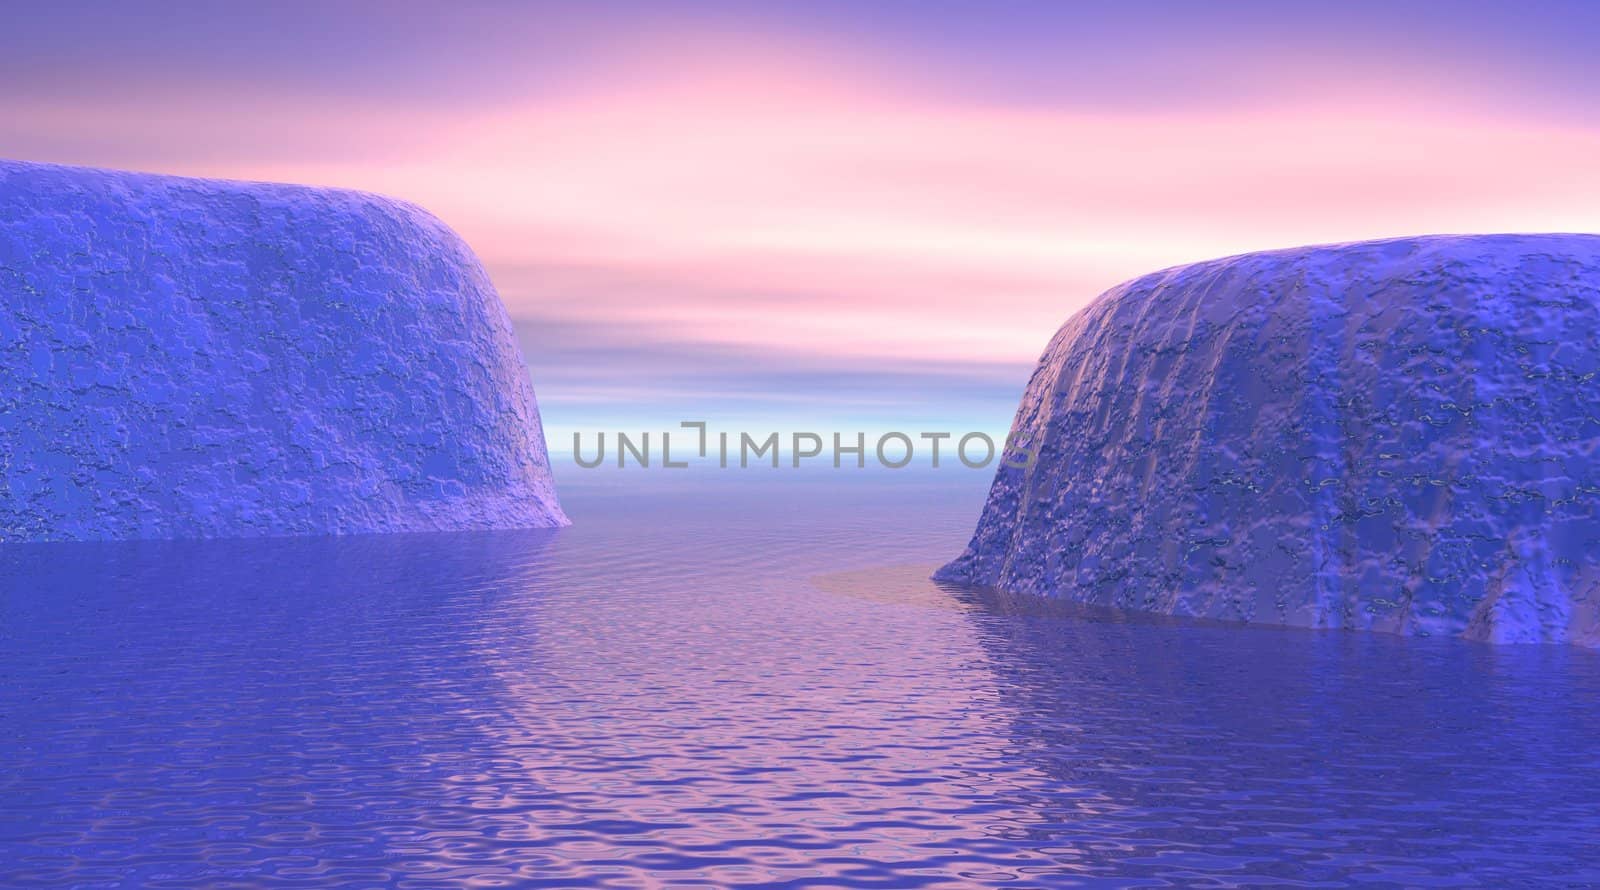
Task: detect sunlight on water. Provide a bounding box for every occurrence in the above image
[4,468,1600,887]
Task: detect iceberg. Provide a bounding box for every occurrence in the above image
[0,159,566,541]
[938,234,1600,645]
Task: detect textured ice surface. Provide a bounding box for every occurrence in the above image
[939,234,1600,645]
[0,159,565,541]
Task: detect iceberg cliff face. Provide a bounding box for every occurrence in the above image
[0,159,566,541]
[938,234,1600,645]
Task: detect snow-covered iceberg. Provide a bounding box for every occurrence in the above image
[0,159,566,541]
[938,234,1600,645]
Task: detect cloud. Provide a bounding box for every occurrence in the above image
[4,11,1599,439]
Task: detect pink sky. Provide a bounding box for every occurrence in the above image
[5,4,1599,440]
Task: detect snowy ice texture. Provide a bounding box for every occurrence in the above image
[938,234,1600,646]
[0,159,566,541]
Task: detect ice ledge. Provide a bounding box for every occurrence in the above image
[0,159,567,541]
[940,234,1600,646]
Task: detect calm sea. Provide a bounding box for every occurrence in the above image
[4,467,1600,887]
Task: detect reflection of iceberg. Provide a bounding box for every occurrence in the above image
[942,578,1600,883]
[0,159,564,541]
[0,529,563,884]
[941,235,1600,645]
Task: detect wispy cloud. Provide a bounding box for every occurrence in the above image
[4,4,1599,439]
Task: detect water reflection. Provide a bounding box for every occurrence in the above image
[1,531,562,888]
[946,582,1600,885]
[5,473,1600,887]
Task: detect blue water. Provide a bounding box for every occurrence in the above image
[5,468,1600,888]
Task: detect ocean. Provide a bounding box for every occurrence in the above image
[4,466,1600,887]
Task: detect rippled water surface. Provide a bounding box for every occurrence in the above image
[5,469,1600,888]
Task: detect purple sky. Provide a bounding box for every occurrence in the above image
[5,1,1599,446]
